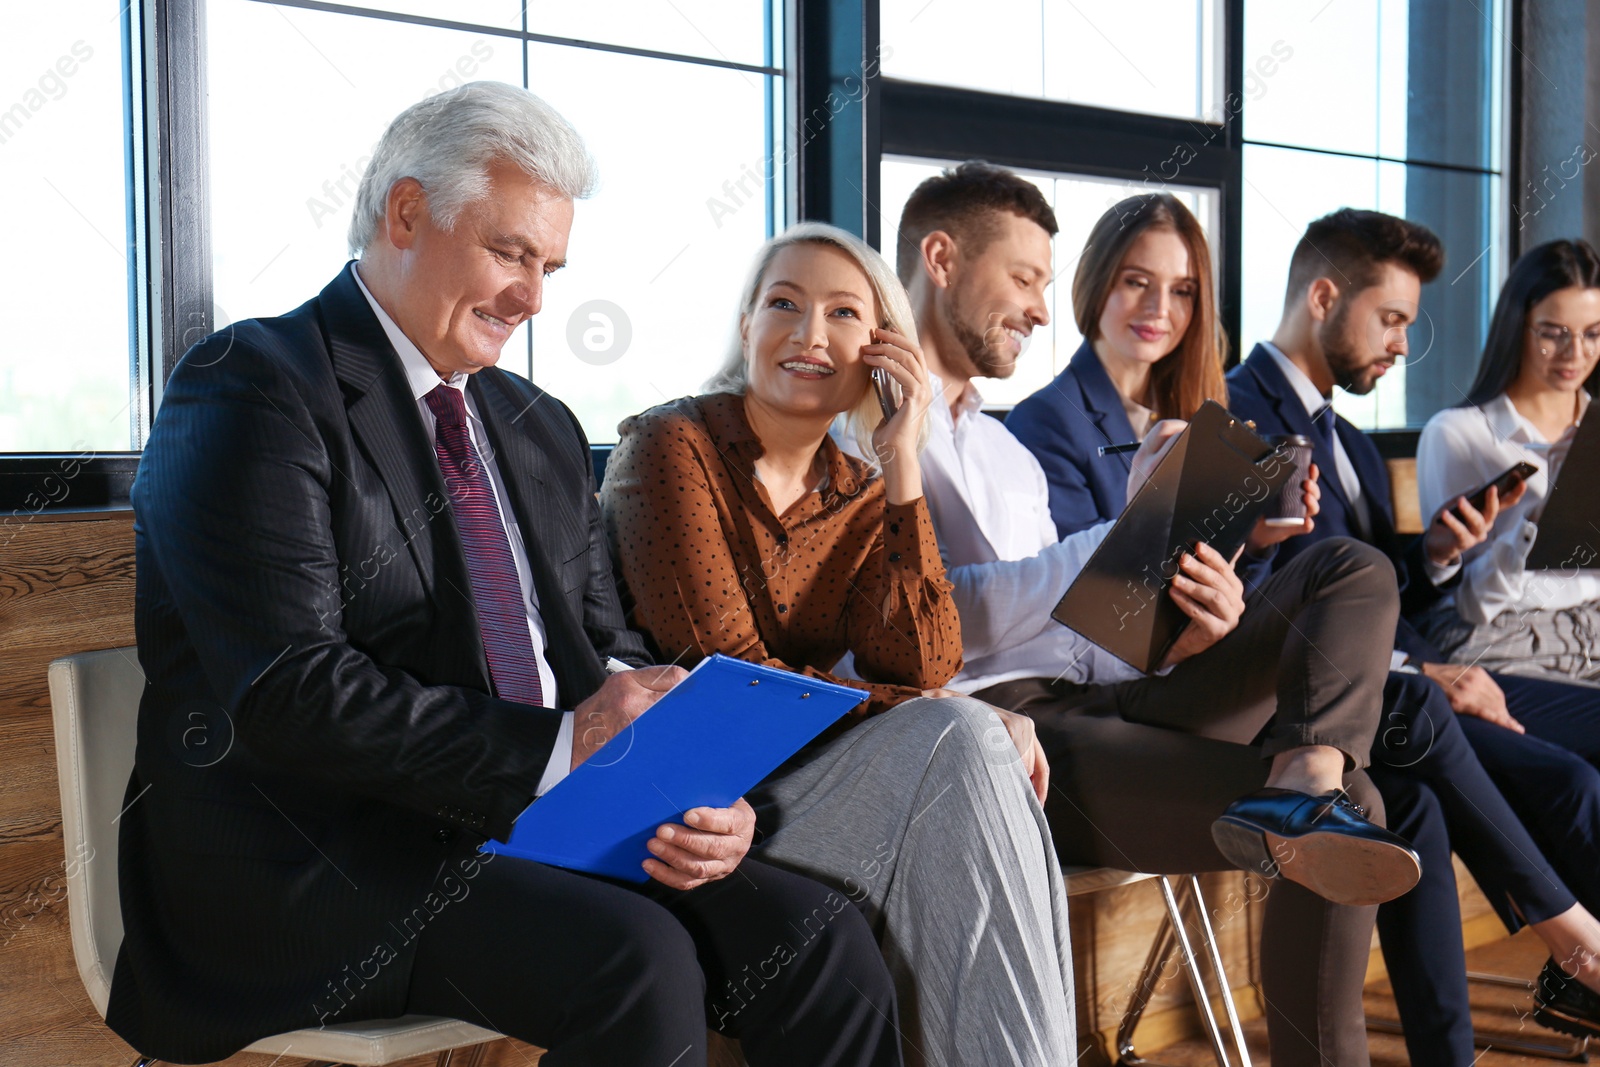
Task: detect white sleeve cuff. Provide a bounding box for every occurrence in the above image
[534,711,575,797]
[1389,649,1417,673]
[1422,554,1462,587]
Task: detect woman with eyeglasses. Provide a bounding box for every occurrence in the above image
[1415,239,1600,685]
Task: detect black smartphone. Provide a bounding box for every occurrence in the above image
[871,367,899,419]
[1446,461,1538,523]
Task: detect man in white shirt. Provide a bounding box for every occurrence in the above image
[890,162,1416,1067]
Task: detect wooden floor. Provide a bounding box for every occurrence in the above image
[1156,928,1593,1066]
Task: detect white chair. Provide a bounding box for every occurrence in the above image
[1062,865,1253,1067]
[49,646,504,1067]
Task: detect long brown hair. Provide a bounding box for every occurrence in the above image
[1071,193,1228,420]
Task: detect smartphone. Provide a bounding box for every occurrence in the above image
[1446,461,1538,523]
[871,367,900,419]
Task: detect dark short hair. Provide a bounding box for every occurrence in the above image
[895,161,1059,287]
[1283,208,1444,309]
[1464,239,1600,406]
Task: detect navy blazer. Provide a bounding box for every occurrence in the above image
[1007,342,1142,537]
[1226,344,1445,659]
[111,264,650,1062]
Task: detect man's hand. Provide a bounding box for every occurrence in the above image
[644,798,756,890]
[1246,463,1323,551]
[570,665,688,770]
[1160,542,1247,669]
[1424,481,1527,567]
[1418,661,1524,733]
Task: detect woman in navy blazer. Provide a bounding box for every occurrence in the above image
[1007,193,1228,536]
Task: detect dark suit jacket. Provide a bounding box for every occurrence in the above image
[109,264,649,1062]
[1226,344,1446,659]
[1006,342,1140,538]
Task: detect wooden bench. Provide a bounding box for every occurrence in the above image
[1387,457,1424,535]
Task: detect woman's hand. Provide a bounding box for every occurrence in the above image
[993,708,1050,805]
[866,327,933,504]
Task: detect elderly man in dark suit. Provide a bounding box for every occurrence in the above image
[109,81,900,1067]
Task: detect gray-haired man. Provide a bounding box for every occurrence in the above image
[112,82,900,1067]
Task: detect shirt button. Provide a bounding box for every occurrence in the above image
[889,552,902,563]
[777,604,788,613]
[776,532,789,545]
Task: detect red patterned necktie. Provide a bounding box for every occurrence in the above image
[424,384,545,707]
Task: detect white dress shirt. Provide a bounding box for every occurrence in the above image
[353,266,573,795]
[1416,390,1600,626]
[898,375,1152,692]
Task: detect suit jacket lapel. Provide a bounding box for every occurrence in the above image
[1337,417,1397,542]
[1070,341,1138,447]
[321,265,489,688]
[1244,346,1358,522]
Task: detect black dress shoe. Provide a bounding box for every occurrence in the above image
[1211,787,1422,906]
[1534,956,1600,1039]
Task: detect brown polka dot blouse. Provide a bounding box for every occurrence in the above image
[601,392,963,732]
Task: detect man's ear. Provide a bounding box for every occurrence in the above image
[921,230,959,290]
[1306,276,1341,325]
[383,177,427,251]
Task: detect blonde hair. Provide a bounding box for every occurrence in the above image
[706,222,922,461]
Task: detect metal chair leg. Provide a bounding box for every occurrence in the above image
[1185,875,1254,1067]
[1115,900,1182,1063]
[131,1059,159,1066]
[1117,877,1252,1067]
[1161,876,1235,1067]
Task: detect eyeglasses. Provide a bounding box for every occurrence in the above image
[1530,323,1600,356]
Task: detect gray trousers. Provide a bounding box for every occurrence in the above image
[1418,597,1600,687]
[748,697,1076,1067]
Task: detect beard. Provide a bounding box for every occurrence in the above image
[942,297,1017,380]
[1320,301,1379,395]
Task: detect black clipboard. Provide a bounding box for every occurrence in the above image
[1526,412,1600,571]
[1050,400,1297,673]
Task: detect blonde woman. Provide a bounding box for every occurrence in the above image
[600,222,1074,1066]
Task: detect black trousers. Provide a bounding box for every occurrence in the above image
[979,537,1400,1067]
[404,853,902,1067]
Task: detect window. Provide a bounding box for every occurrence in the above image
[207,0,786,444]
[880,0,1222,121]
[880,156,1218,406]
[0,6,138,452]
[1239,0,1507,430]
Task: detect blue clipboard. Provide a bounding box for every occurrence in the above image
[483,655,867,882]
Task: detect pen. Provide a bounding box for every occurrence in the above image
[1098,442,1141,457]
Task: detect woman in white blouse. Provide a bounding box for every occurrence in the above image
[1416,239,1600,685]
